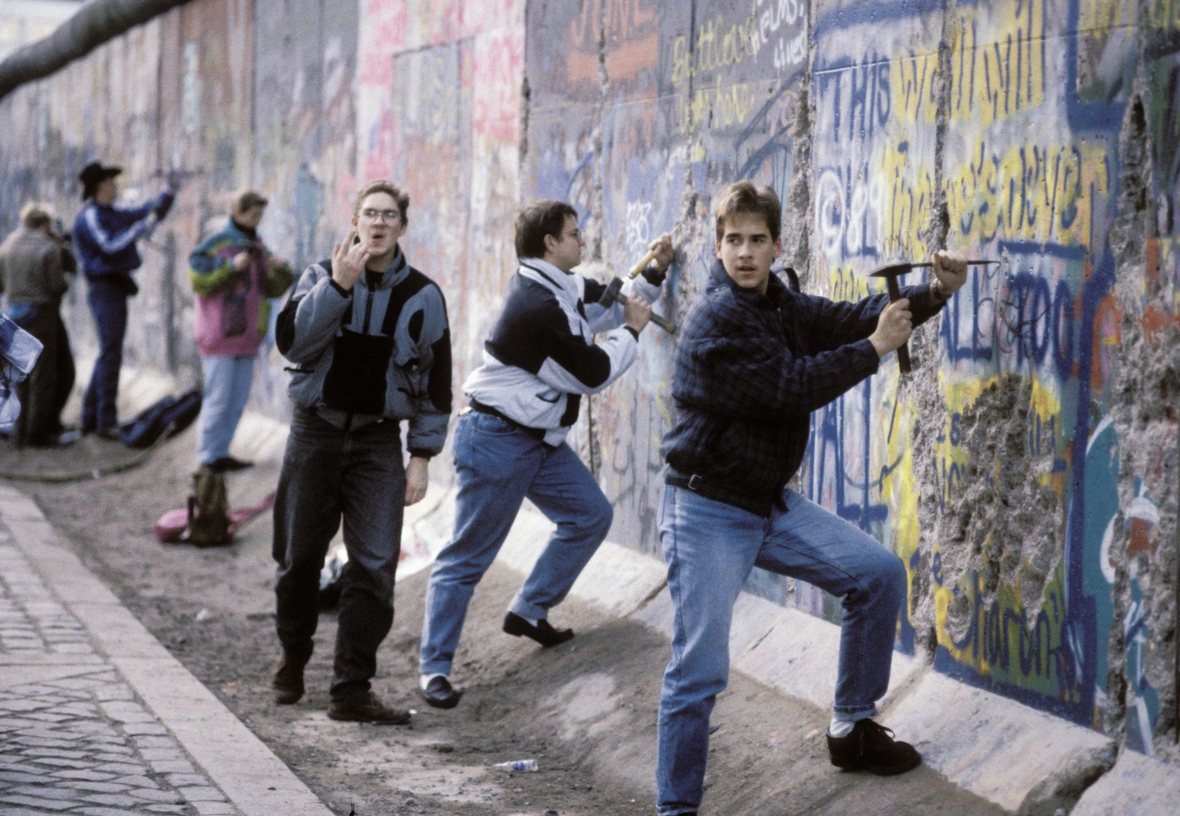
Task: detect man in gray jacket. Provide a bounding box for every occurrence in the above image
[270,180,451,724]
[0,203,77,447]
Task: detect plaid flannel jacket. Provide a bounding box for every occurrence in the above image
[660,259,945,516]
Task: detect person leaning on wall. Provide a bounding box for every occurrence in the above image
[72,161,178,440]
[652,180,968,816]
[187,189,293,473]
[0,202,77,447]
[416,199,674,710]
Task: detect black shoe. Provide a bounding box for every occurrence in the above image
[327,691,412,724]
[271,658,305,705]
[94,426,121,442]
[206,456,253,473]
[827,719,921,775]
[503,612,574,648]
[420,675,462,709]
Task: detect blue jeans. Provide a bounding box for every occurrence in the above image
[197,355,255,465]
[419,410,612,676]
[273,408,406,697]
[655,485,906,815]
[82,278,127,431]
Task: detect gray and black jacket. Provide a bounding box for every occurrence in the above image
[276,246,452,457]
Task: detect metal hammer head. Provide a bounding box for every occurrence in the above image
[602,276,624,304]
[869,263,917,280]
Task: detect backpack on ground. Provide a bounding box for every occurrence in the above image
[119,389,203,448]
[185,468,233,547]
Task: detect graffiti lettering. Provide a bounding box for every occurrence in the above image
[815,163,882,259]
[946,570,1080,696]
[815,56,891,145]
[571,0,656,47]
[948,141,1099,247]
[670,4,763,89]
[677,75,760,134]
[950,1,1047,124]
[892,50,938,125]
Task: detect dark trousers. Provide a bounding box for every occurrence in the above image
[272,407,406,697]
[82,278,128,431]
[12,305,75,446]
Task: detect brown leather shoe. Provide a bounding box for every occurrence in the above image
[271,658,305,705]
[327,691,411,725]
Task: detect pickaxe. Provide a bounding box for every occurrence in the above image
[869,260,998,373]
[604,252,679,334]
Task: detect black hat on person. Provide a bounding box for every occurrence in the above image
[79,162,122,201]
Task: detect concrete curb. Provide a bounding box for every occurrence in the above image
[0,483,332,816]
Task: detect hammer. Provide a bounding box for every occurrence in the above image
[602,275,677,334]
[869,260,998,373]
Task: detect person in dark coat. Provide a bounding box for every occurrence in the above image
[0,203,77,446]
[72,161,176,438]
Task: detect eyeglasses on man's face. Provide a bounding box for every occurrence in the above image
[361,208,401,223]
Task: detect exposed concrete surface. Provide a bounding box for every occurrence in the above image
[1071,748,1180,816]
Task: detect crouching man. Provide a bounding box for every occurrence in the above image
[270,180,452,724]
[417,199,673,709]
[654,181,966,815]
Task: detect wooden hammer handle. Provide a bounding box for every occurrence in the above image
[647,311,678,334]
[628,249,658,278]
[610,291,677,334]
[885,275,912,374]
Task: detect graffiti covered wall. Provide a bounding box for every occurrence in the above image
[520,0,1180,762]
[0,0,1177,762]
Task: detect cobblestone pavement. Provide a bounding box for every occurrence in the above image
[0,521,240,816]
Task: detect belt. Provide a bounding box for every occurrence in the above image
[468,399,548,442]
[666,469,704,491]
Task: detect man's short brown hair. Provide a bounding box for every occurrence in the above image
[354,180,409,222]
[231,189,268,214]
[515,199,578,259]
[19,203,52,230]
[714,181,782,243]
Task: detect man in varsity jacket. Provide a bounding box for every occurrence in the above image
[417,198,673,709]
[270,180,451,725]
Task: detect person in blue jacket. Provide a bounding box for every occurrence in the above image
[72,162,176,438]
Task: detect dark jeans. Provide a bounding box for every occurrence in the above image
[273,407,406,697]
[82,278,128,431]
[12,305,74,445]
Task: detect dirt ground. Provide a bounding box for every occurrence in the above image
[0,420,1010,816]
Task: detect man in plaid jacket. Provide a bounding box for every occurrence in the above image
[654,181,967,816]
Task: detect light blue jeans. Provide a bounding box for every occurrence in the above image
[419,410,613,676]
[656,484,906,816]
[197,354,254,466]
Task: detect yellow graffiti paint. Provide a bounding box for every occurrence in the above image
[935,557,1077,698]
[947,139,1110,248]
[881,139,934,260]
[1079,0,1137,29]
[676,75,761,134]
[890,49,939,125]
[827,265,871,303]
[1148,0,1180,30]
[949,0,1046,126]
[670,1,763,90]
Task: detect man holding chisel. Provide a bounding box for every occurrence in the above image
[417,199,674,709]
[653,181,969,816]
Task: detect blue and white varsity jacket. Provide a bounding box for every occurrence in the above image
[462,257,664,447]
[73,190,174,278]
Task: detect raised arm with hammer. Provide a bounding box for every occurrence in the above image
[868,252,983,371]
[603,233,677,333]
